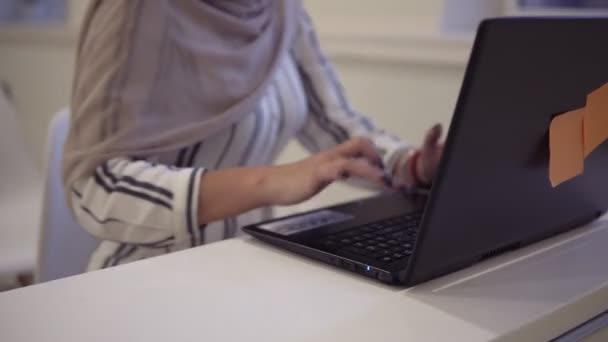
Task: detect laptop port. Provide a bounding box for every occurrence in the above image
[377,272,390,282]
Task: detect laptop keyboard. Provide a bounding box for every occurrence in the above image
[319,211,422,264]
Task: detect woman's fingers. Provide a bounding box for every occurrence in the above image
[317,157,390,188]
[331,137,384,168]
[423,124,442,152]
[417,125,445,183]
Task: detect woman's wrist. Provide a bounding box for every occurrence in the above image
[394,148,428,187]
[393,148,415,187]
[246,166,279,207]
[408,150,427,185]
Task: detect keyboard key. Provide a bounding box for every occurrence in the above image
[343,247,368,255]
[379,228,395,235]
[380,256,393,263]
[393,253,404,259]
[365,246,378,252]
[377,243,389,249]
[387,228,403,235]
[342,230,358,237]
[390,232,406,240]
[387,239,398,245]
[340,238,353,244]
[353,242,365,248]
[371,251,390,258]
[322,240,337,247]
[362,233,375,239]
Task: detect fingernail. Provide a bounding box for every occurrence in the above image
[434,124,442,136]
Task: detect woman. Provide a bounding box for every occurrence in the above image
[63,0,443,271]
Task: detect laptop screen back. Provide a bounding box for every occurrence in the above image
[408,18,608,284]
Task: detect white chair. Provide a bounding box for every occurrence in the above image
[35,109,98,283]
[0,90,43,282]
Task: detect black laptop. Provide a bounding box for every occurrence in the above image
[243,18,608,286]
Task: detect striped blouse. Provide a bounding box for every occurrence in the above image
[70,11,411,271]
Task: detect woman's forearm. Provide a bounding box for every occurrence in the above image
[197,166,274,224]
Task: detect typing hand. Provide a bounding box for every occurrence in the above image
[417,124,444,185]
[265,137,393,206]
[395,124,444,188]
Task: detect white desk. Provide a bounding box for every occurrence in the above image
[2,217,608,341]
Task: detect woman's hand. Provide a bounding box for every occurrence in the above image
[417,123,444,184]
[262,137,392,206]
[395,124,444,187]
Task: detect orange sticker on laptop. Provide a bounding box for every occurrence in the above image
[584,84,608,157]
[549,108,584,187]
[549,82,608,187]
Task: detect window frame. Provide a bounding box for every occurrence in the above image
[0,0,87,46]
[0,0,68,25]
[503,0,608,16]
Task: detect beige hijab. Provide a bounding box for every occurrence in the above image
[63,0,299,187]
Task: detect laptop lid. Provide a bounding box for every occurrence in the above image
[406,18,608,285]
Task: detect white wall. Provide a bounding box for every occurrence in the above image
[0,0,86,164]
[0,0,469,215]
[0,42,75,163]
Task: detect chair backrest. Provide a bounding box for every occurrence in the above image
[0,89,42,275]
[36,109,98,283]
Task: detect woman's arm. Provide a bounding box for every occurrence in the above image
[71,139,389,247]
[70,158,205,248]
[197,137,391,223]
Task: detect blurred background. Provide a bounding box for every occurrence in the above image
[1,0,608,290]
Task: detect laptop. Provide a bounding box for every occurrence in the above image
[243,18,608,286]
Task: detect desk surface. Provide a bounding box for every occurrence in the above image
[2,216,608,342]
